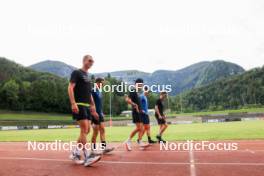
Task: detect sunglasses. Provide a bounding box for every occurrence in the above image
[88,59,94,63]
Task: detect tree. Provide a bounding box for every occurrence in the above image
[0,79,19,109]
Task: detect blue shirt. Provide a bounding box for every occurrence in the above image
[140,93,148,114]
[92,88,103,116]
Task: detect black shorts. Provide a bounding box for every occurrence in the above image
[91,115,104,125]
[140,113,150,125]
[155,114,166,125]
[132,111,142,123]
[72,105,91,121]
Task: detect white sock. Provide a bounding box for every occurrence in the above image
[83,149,91,158]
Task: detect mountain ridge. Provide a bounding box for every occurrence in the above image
[29,59,245,95]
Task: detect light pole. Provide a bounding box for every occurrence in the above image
[109,91,112,127]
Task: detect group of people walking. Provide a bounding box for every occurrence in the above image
[68,55,168,167]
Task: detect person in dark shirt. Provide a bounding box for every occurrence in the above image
[155,91,168,143]
[68,55,101,166]
[124,78,146,151]
[91,78,114,154]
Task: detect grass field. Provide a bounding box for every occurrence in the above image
[0,111,129,126]
[0,107,264,121]
[169,107,264,116]
[0,120,263,142]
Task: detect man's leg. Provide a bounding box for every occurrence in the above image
[157,123,168,142]
[77,120,90,156]
[137,122,144,141]
[91,124,99,150]
[144,124,150,137]
[77,119,90,145]
[145,124,156,143]
[99,123,106,149]
[137,122,148,148]
[129,123,141,140]
[125,123,141,151]
[99,123,105,142]
[70,119,89,164]
[160,124,168,135]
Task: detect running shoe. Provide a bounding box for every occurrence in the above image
[103,147,115,154]
[69,151,84,165]
[156,135,166,143]
[125,140,132,151]
[137,140,149,150]
[148,139,157,144]
[91,150,103,156]
[156,135,161,142]
[83,154,101,167]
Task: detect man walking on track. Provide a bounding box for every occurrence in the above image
[155,91,168,143]
[125,78,147,151]
[91,77,114,154]
[139,87,156,144]
[68,55,101,167]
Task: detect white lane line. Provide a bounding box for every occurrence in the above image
[2,149,264,153]
[189,149,196,176]
[0,157,264,166]
[111,150,264,153]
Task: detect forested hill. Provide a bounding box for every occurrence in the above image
[0,57,70,113]
[144,60,245,95]
[171,66,264,112]
[30,60,76,78]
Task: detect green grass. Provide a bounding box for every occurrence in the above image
[0,111,71,120]
[0,121,263,142]
[0,111,130,126]
[0,107,264,126]
[169,107,264,116]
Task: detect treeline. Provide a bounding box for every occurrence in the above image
[170,66,264,112]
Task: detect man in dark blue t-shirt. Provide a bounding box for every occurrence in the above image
[91,78,114,154]
[140,87,156,144]
[125,78,146,151]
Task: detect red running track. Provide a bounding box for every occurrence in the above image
[0,140,263,176]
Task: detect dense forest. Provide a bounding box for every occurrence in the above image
[170,66,264,112]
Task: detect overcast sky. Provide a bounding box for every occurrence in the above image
[1,0,264,73]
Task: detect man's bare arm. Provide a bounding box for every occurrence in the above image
[125,95,139,112]
[68,82,79,113]
[90,95,99,120]
[155,105,162,119]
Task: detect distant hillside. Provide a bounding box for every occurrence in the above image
[171,66,264,112]
[30,60,76,78]
[0,57,69,113]
[30,60,245,95]
[146,60,245,95]
[94,70,150,84]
